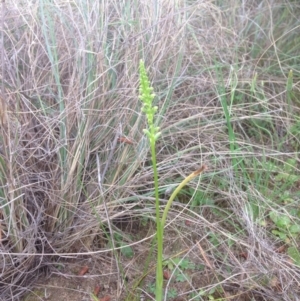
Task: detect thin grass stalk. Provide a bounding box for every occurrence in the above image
[286,69,293,114]
[39,1,68,230]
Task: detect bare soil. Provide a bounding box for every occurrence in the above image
[22,220,274,301]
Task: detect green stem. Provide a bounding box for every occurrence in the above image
[150,141,163,301]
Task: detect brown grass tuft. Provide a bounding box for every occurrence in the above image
[0,1,300,300]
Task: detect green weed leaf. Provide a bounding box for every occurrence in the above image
[269,212,291,229]
[276,216,291,229]
[167,288,177,299]
[175,273,187,282]
[289,224,300,234]
[288,246,300,266]
[272,230,287,241]
[121,245,134,258]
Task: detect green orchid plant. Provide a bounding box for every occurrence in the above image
[139,60,206,300]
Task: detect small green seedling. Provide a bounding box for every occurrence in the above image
[164,257,195,271]
[185,187,214,210]
[167,288,177,299]
[147,284,178,300]
[147,283,156,295]
[163,257,195,283]
[274,158,300,184]
[114,232,134,258]
[269,211,300,242]
[269,206,300,266]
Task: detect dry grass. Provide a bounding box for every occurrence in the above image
[0,0,300,300]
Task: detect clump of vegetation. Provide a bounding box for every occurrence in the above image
[0,1,300,301]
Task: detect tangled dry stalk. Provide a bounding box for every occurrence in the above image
[0,1,300,300]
